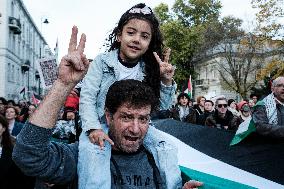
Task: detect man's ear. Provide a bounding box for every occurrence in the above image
[105,109,112,125]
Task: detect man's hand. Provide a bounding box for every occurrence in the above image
[183,180,203,189]
[153,48,175,86]
[58,26,90,86]
[88,129,114,149]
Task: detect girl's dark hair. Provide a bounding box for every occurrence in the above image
[0,115,13,150]
[106,3,163,101]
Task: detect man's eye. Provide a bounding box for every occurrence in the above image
[121,115,132,122]
[139,117,149,124]
[127,31,134,35]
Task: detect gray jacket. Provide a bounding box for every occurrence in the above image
[12,123,182,189]
[253,103,284,138]
[79,50,176,132]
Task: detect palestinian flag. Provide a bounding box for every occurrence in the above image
[184,75,192,98]
[154,119,284,189]
[230,100,266,145]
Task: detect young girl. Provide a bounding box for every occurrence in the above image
[78,3,176,188]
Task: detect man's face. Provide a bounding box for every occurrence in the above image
[272,78,284,103]
[252,96,258,103]
[204,102,213,112]
[106,103,151,153]
[66,112,75,120]
[216,100,228,115]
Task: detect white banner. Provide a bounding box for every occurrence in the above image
[37,56,58,89]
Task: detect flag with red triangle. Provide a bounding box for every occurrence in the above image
[184,75,192,98]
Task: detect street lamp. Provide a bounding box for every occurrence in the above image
[38,18,49,96]
[21,60,30,99]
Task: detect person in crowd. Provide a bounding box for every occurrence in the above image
[12,31,202,189]
[52,107,81,144]
[237,101,251,123]
[171,93,196,123]
[250,94,258,104]
[79,3,177,186]
[228,99,240,116]
[197,100,214,125]
[205,97,239,131]
[193,96,206,116]
[253,76,284,138]
[0,97,7,116]
[5,105,24,137]
[18,100,29,121]
[248,99,255,109]
[65,88,80,112]
[7,100,16,106]
[0,114,35,189]
[19,104,37,123]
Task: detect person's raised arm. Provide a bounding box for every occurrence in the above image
[30,26,90,128]
[12,26,90,184]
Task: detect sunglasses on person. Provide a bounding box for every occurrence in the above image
[217,104,228,108]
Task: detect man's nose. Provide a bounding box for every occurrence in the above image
[129,119,140,134]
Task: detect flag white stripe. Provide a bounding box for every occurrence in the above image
[162,132,284,189]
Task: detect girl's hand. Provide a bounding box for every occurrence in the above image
[88,129,114,149]
[153,48,175,86]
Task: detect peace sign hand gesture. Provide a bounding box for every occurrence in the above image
[153,48,175,86]
[58,26,90,87]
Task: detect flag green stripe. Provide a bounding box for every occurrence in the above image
[230,119,256,145]
[180,166,256,189]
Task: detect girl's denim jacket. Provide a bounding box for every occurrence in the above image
[79,49,176,132]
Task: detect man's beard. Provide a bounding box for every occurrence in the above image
[109,126,143,153]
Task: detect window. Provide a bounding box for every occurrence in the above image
[11,2,15,17]
[7,63,11,81]
[17,68,20,85]
[12,65,15,82]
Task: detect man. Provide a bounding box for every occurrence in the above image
[197,100,214,125]
[205,97,239,131]
[253,77,284,138]
[12,26,202,189]
[250,94,258,104]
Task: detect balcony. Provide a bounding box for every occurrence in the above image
[9,17,21,35]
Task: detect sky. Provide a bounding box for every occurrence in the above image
[22,0,257,60]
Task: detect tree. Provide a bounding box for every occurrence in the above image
[251,0,284,41]
[154,0,222,89]
[251,0,284,81]
[207,17,268,99]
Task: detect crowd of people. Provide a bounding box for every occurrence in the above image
[1,3,283,189]
[159,93,259,132]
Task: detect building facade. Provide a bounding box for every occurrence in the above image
[0,0,53,101]
[194,39,284,101]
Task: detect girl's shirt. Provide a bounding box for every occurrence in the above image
[79,49,176,132]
